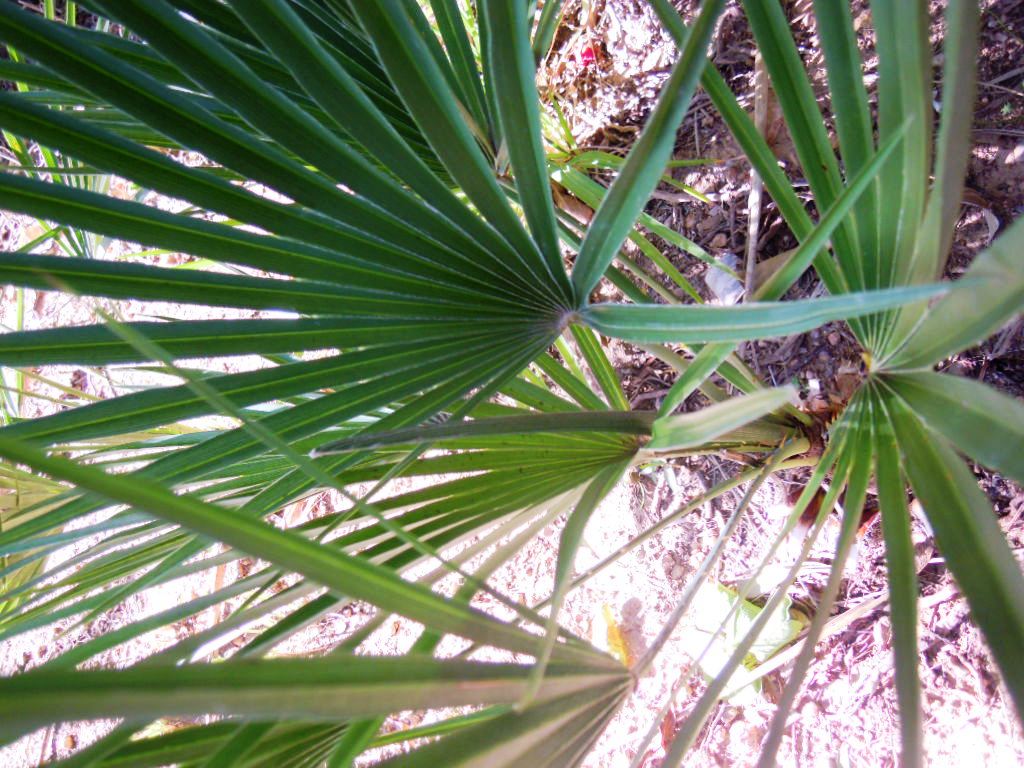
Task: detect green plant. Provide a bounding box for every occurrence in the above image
[647,0,1024,763]
[0,2,1019,767]
[1,1,117,262]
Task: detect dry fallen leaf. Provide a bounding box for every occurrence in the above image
[602,603,634,668]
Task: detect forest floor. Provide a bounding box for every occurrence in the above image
[1,1,1023,767]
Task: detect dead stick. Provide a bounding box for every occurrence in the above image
[744,52,768,299]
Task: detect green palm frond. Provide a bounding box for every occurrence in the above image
[0,1,1020,766]
[653,2,1023,765]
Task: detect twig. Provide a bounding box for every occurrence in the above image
[650,189,697,204]
[693,107,701,157]
[987,64,1024,86]
[745,51,768,299]
[973,127,1024,137]
[37,725,54,767]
